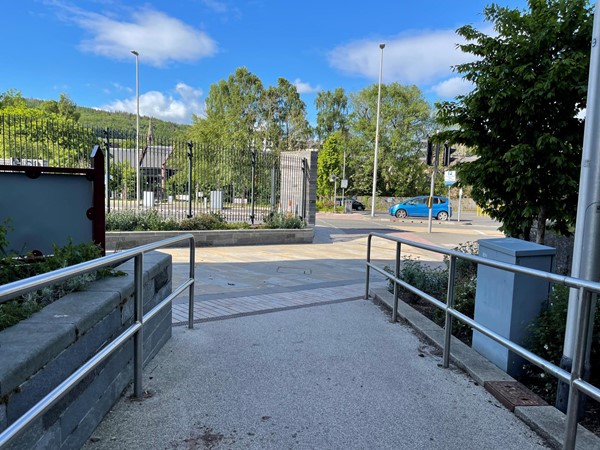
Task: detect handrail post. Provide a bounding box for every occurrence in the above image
[564,287,593,450]
[392,242,401,322]
[133,253,144,398]
[443,255,457,368]
[365,234,373,299]
[188,237,196,329]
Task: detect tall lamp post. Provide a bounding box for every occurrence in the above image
[131,50,140,210]
[371,43,385,217]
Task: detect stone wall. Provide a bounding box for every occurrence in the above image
[0,251,172,449]
[106,227,314,251]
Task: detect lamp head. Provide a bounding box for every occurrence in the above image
[131,50,139,56]
[379,43,385,49]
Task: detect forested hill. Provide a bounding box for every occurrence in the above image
[25,98,190,139]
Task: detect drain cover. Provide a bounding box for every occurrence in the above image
[484,380,548,412]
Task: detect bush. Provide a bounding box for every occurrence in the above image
[385,242,480,341]
[396,258,447,304]
[106,210,178,231]
[0,240,114,332]
[179,213,227,230]
[262,212,305,229]
[522,284,600,400]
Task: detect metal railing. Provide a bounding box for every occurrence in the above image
[365,232,600,450]
[0,234,196,448]
[0,114,310,225]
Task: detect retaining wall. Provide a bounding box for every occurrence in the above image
[107,228,314,251]
[0,251,172,449]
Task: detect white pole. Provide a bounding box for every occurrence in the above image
[131,50,140,210]
[370,43,385,217]
[557,1,600,411]
[458,187,463,222]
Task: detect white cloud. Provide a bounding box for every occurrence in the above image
[430,77,473,98]
[52,3,217,67]
[328,28,481,85]
[100,83,204,124]
[293,79,321,94]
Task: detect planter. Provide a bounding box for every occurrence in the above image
[107,227,314,251]
[0,251,172,449]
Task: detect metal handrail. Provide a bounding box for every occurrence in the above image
[365,232,600,450]
[0,234,195,448]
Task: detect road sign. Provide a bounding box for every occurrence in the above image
[444,170,456,186]
[341,179,348,189]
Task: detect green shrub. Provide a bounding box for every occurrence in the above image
[0,240,113,332]
[262,212,305,229]
[522,284,600,400]
[179,213,227,230]
[106,210,178,231]
[316,199,335,212]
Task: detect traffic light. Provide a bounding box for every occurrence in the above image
[426,140,433,166]
[443,144,456,166]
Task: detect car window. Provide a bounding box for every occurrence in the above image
[415,198,427,205]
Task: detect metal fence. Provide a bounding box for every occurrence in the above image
[0,114,310,224]
[365,232,600,450]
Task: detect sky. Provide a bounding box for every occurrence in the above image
[2,0,530,126]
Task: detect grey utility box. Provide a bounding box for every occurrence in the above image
[472,237,555,377]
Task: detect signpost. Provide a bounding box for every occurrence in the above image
[444,171,456,221]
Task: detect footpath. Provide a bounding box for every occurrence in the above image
[82,214,594,449]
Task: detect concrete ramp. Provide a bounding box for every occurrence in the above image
[84,299,548,450]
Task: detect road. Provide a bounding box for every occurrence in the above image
[315,210,504,249]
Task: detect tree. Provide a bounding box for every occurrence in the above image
[0,89,26,109]
[315,88,349,140]
[260,78,310,153]
[41,93,81,122]
[348,83,432,196]
[317,132,343,198]
[437,0,593,243]
[193,67,264,149]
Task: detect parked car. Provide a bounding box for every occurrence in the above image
[388,196,451,220]
[351,200,365,211]
[334,197,365,211]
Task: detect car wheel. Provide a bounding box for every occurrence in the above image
[437,211,449,221]
[358,206,364,211]
[395,209,407,218]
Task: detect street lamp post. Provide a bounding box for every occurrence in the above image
[131,50,140,210]
[371,43,385,217]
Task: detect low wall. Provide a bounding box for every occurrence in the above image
[0,251,172,449]
[107,228,314,250]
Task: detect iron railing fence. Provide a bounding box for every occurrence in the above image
[0,114,309,224]
[365,232,599,450]
[0,234,196,448]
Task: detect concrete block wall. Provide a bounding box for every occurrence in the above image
[0,251,172,449]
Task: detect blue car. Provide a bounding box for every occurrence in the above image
[388,196,452,220]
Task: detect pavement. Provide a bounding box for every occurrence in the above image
[82,212,597,449]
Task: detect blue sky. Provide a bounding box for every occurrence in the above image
[3,0,528,125]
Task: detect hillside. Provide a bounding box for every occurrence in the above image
[25,98,190,140]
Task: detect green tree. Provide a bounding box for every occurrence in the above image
[259,78,310,153]
[41,93,81,122]
[195,67,264,149]
[315,88,349,141]
[348,83,432,196]
[317,132,343,198]
[437,0,593,243]
[0,89,26,109]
